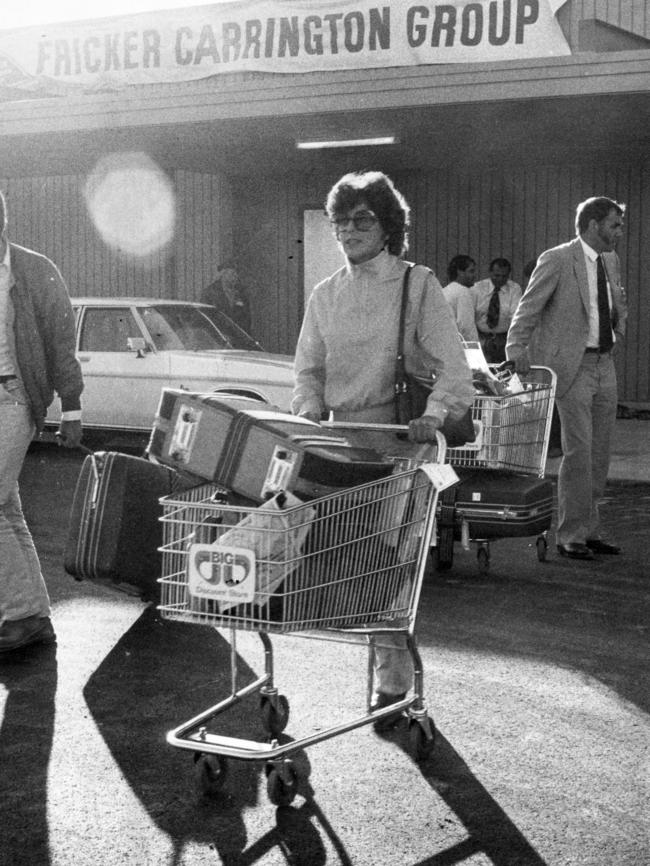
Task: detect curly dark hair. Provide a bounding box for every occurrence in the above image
[325,171,410,257]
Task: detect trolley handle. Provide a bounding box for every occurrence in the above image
[501,364,557,392]
[321,422,447,462]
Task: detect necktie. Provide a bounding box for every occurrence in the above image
[597,256,613,352]
[486,284,500,330]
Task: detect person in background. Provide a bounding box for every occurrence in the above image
[507,196,626,560]
[471,257,522,363]
[442,255,479,342]
[292,170,473,729]
[0,189,83,652]
[201,260,252,334]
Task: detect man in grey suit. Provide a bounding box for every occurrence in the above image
[506,196,626,560]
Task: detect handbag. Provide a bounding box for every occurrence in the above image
[394,265,476,448]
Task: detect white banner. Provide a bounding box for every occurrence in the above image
[0,1,571,94]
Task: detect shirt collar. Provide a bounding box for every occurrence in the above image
[579,236,599,263]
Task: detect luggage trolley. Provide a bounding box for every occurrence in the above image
[158,431,454,805]
[443,365,558,573]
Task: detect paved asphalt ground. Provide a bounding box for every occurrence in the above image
[0,425,648,866]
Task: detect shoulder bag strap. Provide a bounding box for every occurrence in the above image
[395,264,414,385]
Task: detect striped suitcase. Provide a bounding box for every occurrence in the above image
[64,451,176,599]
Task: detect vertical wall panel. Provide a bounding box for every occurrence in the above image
[1,171,233,301]
[174,170,233,301]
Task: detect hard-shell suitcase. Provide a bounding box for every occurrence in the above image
[452,469,553,539]
[147,390,393,502]
[64,451,177,598]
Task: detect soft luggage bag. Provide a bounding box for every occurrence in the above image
[452,469,553,539]
[64,451,176,598]
[147,390,393,502]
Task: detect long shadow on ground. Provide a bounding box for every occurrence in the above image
[0,643,58,866]
[83,605,356,865]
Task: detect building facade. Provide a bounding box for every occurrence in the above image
[1,0,648,402]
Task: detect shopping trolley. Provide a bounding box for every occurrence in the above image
[158,431,456,805]
[447,365,557,477]
[441,365,558,572]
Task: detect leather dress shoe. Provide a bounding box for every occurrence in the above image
[0,616,56,652]
[371,691,408,732]
[556,543,594,560]
[586,539,621,555]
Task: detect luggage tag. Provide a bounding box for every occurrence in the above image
[418,462,459,491]
[168,402,201,464]
[261,445,301,499]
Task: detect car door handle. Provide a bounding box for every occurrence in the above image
[78,355,92,362]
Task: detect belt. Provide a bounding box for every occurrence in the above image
[584,347,610,355]
[0,374,17,383]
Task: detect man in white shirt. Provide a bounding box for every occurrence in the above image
[0,189,83,652]
[442,255,479,342]
[506,197,626,560]
[471,257,522,362]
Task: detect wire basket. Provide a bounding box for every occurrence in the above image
[447,367,556,476]
[158,461,438,633]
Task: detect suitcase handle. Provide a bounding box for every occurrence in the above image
[73,445,103,510]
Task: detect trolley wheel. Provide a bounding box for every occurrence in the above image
[193,752,229,797]
[408,717,437,763]
[266,764,298,807]
[536,535,548,562]
[260,694,290,736]
[477,546,490,574]
[432,546,453,572]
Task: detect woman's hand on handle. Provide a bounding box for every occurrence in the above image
[408,414,442,443]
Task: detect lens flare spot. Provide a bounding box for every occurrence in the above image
[84,152,175,257]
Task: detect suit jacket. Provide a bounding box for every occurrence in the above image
[506,238,626,398]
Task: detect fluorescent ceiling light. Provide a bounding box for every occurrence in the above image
[296,136,397,150]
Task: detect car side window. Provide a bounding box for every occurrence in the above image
[79,308,142,352]
[139,308,184,350]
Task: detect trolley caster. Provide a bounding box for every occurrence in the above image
[536,535,548,562]
[431,546,453,572]
[260,694,290,737]
[476,546,490,574]
[407,716,436,763]
[265,762,299,806]
[193,752,229,797]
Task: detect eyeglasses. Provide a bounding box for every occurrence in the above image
[330,210,379,232]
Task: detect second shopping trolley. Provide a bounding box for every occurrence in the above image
[441,365,558,573]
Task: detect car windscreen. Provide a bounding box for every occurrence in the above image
[200,307,263,351]
[137,305,232,351]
